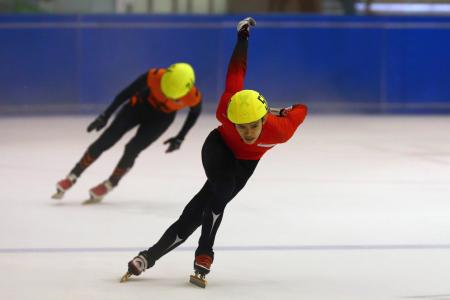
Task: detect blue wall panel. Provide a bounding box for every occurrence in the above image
[386,29,450,104]
[0,14,449,114]
[0,28,79,105]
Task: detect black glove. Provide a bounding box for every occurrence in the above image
[87,113,109,132]
[163,136,184,153]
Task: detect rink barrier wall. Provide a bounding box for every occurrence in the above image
[1,14,449,114]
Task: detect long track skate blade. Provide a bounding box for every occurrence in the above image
[82,197,102,205]
[190,274,207,288]
[120,272,131,283]
[51,190,64,200]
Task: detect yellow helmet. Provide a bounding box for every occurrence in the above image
[227,90,268,124]
[161,63,195,99]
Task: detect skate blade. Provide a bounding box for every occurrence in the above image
[82,197,102,205]
[120,272,131,283]
[189,274,207,288]
[51,190,64,200]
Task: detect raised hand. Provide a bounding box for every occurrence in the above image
[237,17,256,38]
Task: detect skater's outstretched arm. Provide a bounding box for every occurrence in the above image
[104,73,148,117]
[164,100,202,153]
[269,104,308,143]
[87,73,148,132]
[216,17,256,123]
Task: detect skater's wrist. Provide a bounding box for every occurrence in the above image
[171,134,185,142]
[100,112,110,120]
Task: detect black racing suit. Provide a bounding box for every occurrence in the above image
[139,32,256,267]
[70,72,202,186]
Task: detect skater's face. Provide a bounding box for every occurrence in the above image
[234,115,267,144]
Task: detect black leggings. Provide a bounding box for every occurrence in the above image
[71,103,175,185]
[146,129,259,262]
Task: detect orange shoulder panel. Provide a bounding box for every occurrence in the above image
[146,68,165,92]
[145,68,201,112]
[146,68,169,105]
[181,86,202,107]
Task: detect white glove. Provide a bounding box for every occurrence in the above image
[237,17,256,32]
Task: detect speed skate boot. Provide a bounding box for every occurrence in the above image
[83,180,114,204]
[189,254,213,288]
[52,174,77,199]
[120,251,155,283]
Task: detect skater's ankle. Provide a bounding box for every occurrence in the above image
[127,252,155,276]
[194,254,213,274]
[67,173,78,182]
[107,178,119,188]
[108,167,129,186]
[103,180,114,190]
[138,251,155,269]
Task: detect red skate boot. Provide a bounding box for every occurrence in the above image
[51,174,77,199]
[190,254,213,288]
[120,252,155,283]
[83,180,113,205]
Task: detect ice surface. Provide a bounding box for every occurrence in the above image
[1,114,449,300]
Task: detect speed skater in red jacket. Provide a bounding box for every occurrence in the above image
[122,17,308,283]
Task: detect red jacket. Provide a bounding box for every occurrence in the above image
[216,37,307,160]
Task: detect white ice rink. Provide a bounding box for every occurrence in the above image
[1,114,450,300]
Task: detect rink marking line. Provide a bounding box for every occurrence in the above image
[1,21,450,30]
[1,244,450,254]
